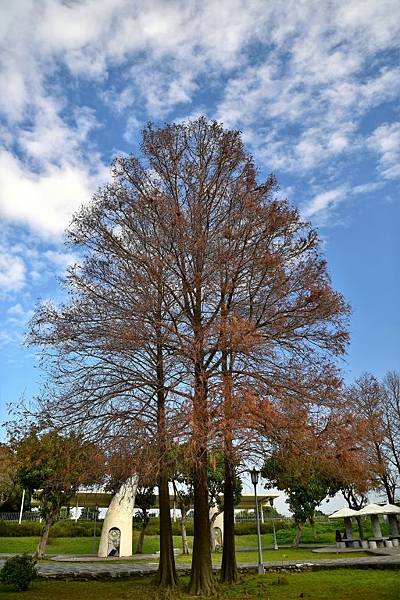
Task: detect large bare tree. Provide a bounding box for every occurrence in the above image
[29,117,350,595]
[347,373,397,503]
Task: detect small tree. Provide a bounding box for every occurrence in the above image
[14,429,104,559]
[262,449,339,546]
[79,506,100,521]
[347,373,397,503]
[0,445,18,509]
[172,479,193,556]
[134,485,156,554]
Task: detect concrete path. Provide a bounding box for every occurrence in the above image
[0,551,399,579]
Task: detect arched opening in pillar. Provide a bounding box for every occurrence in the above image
[211,526,223,552]
[108,527,121,557]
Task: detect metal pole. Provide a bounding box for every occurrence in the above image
[253,483,264,574]
[18,489,25,525]
[272,516,278,550]
[93,505,98,555]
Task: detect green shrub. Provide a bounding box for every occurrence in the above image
[0,554,37,591]
[51,520,102,538]
[139,518,194,537]
[0,520,103,538]
[234,519,291,536]
[0,521,42,537]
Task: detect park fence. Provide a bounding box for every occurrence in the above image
[0,512,41,521]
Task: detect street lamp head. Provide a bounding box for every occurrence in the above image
[250,468,259,486]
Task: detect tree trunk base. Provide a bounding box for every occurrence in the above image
[220,455,237,584]
[188,568,215,596]
[189,457,215,596]
[292,522,304,548]
[156,475,178,589]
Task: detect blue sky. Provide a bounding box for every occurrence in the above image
[1,0,399,435]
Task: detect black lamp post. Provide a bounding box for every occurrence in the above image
[250,468,264,574]
[269,498,278,550]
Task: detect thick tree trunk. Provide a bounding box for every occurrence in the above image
[220,454,237,583]
[180,505,190,555]
[153,291,177,588]
[189,457,214,596]
[220,344,237,583]
[35,515,56,559]
[155,474,178,587]
[292,522,304,547]
[188,247,214,595]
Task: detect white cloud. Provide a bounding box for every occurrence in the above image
[0,0,399,240]
[302,188,348,220]
[7,303,25,317]
[6,303,33,327]
[0,249,26,293]
[368,122,400,179]
[301,179,386,222]
[0,330,15,349]
[44,250,77,271]
[0,150,106,238]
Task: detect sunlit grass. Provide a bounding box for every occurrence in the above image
[0,570,398,599]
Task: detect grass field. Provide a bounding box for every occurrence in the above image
[0,532,345,555]
[0,570,398,599]
[175,548,371,564]
[0,537,372,565]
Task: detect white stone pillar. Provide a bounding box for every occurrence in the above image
[210,506,224,551]
[344,517,353,540]
[370,514,382,539]
[98,476,138,558]
[388,514,399,537]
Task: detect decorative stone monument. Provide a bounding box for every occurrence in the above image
[210,506,224,551]
[98,475,138,558]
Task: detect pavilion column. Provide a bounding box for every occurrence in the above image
[344,517,353,540]
[370,515,382,539]
[388,514,399,536]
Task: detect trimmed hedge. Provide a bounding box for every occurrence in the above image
[0,520,102,538]
[141,519,194,537]
[233,519,293,536]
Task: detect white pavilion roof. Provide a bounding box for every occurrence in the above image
[381,503,400,514]
[328,507,359,519]
[357,503,388,515]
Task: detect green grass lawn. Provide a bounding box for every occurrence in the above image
[0,537,97,555]
[175,548,371,564]
[0,533,316,555]
[0,570,398,599]
[0,537,372,566]
[0,535,185,556]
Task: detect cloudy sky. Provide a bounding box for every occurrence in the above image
[1,0,399,438]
